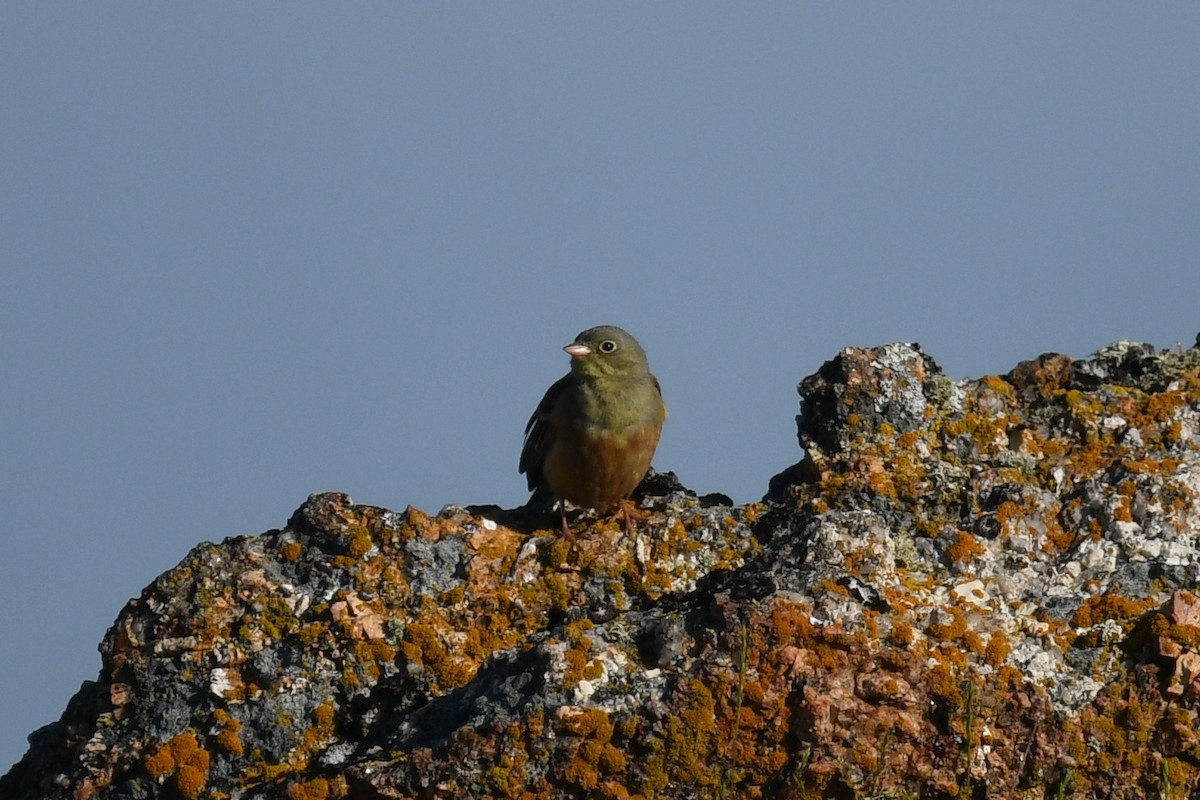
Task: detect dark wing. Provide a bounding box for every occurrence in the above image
[519,374,572,493]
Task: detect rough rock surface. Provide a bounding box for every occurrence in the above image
[5,338,1200,800]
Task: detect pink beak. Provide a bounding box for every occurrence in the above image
[563,343,592,358]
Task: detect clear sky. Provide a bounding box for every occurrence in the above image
[2,3,1198,772]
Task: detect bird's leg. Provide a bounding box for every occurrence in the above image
[559,503,577,545]
[617,498,651,580]
[616,498,640,537]
[552,502,584,573]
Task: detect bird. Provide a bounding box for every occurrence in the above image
[520,325,666,539]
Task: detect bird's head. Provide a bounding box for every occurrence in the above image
[565,325,651,380]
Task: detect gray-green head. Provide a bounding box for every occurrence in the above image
[564,325,652,380]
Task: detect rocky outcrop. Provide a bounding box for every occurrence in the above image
[4,339,1200,799]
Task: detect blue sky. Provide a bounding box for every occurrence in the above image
[2,3,1198,772]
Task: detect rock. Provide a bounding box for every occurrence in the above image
[3,337,1200,799]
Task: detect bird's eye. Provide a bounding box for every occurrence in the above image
[599,340,618,353]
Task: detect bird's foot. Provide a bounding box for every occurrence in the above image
[559,505,578,544]
[616,498,643,537]
[553,506,583,571]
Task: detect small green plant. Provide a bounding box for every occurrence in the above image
[716,625,750,800]
[961,678,978,797]
[867,727,894,798]
[789,745,813,800]
[1161,757,1175,800]
[1054,767,1076,800]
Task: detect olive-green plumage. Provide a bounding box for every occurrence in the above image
[521,325,666,514]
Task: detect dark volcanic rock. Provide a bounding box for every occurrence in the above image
[4,337,1200,799]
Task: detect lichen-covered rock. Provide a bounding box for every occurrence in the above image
[3,337,1200,799]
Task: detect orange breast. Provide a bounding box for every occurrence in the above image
[542,420,663,512]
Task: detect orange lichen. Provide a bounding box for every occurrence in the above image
[215,727,243,756]
[983,630,1011,668]
[563,648,590,688]
[1072,594,1155,629]
[927,606,969,643]
[345,525,374,558]
[1166,622,1200,649]
[313,700,336,735]
[888,620,914,647]
[640,678,720,794]
[175,763,208,800]
[213,708,244,756]
[352,639,398,682]
[560,708,621,790]
[144,744,176,779]
[401,621,475,690]
[144,732,210,799]
[287,777,330,800]
[946,531,986,565]
[994,501,1021,528]
[982,374,1015,395]
[926,663,962,713]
